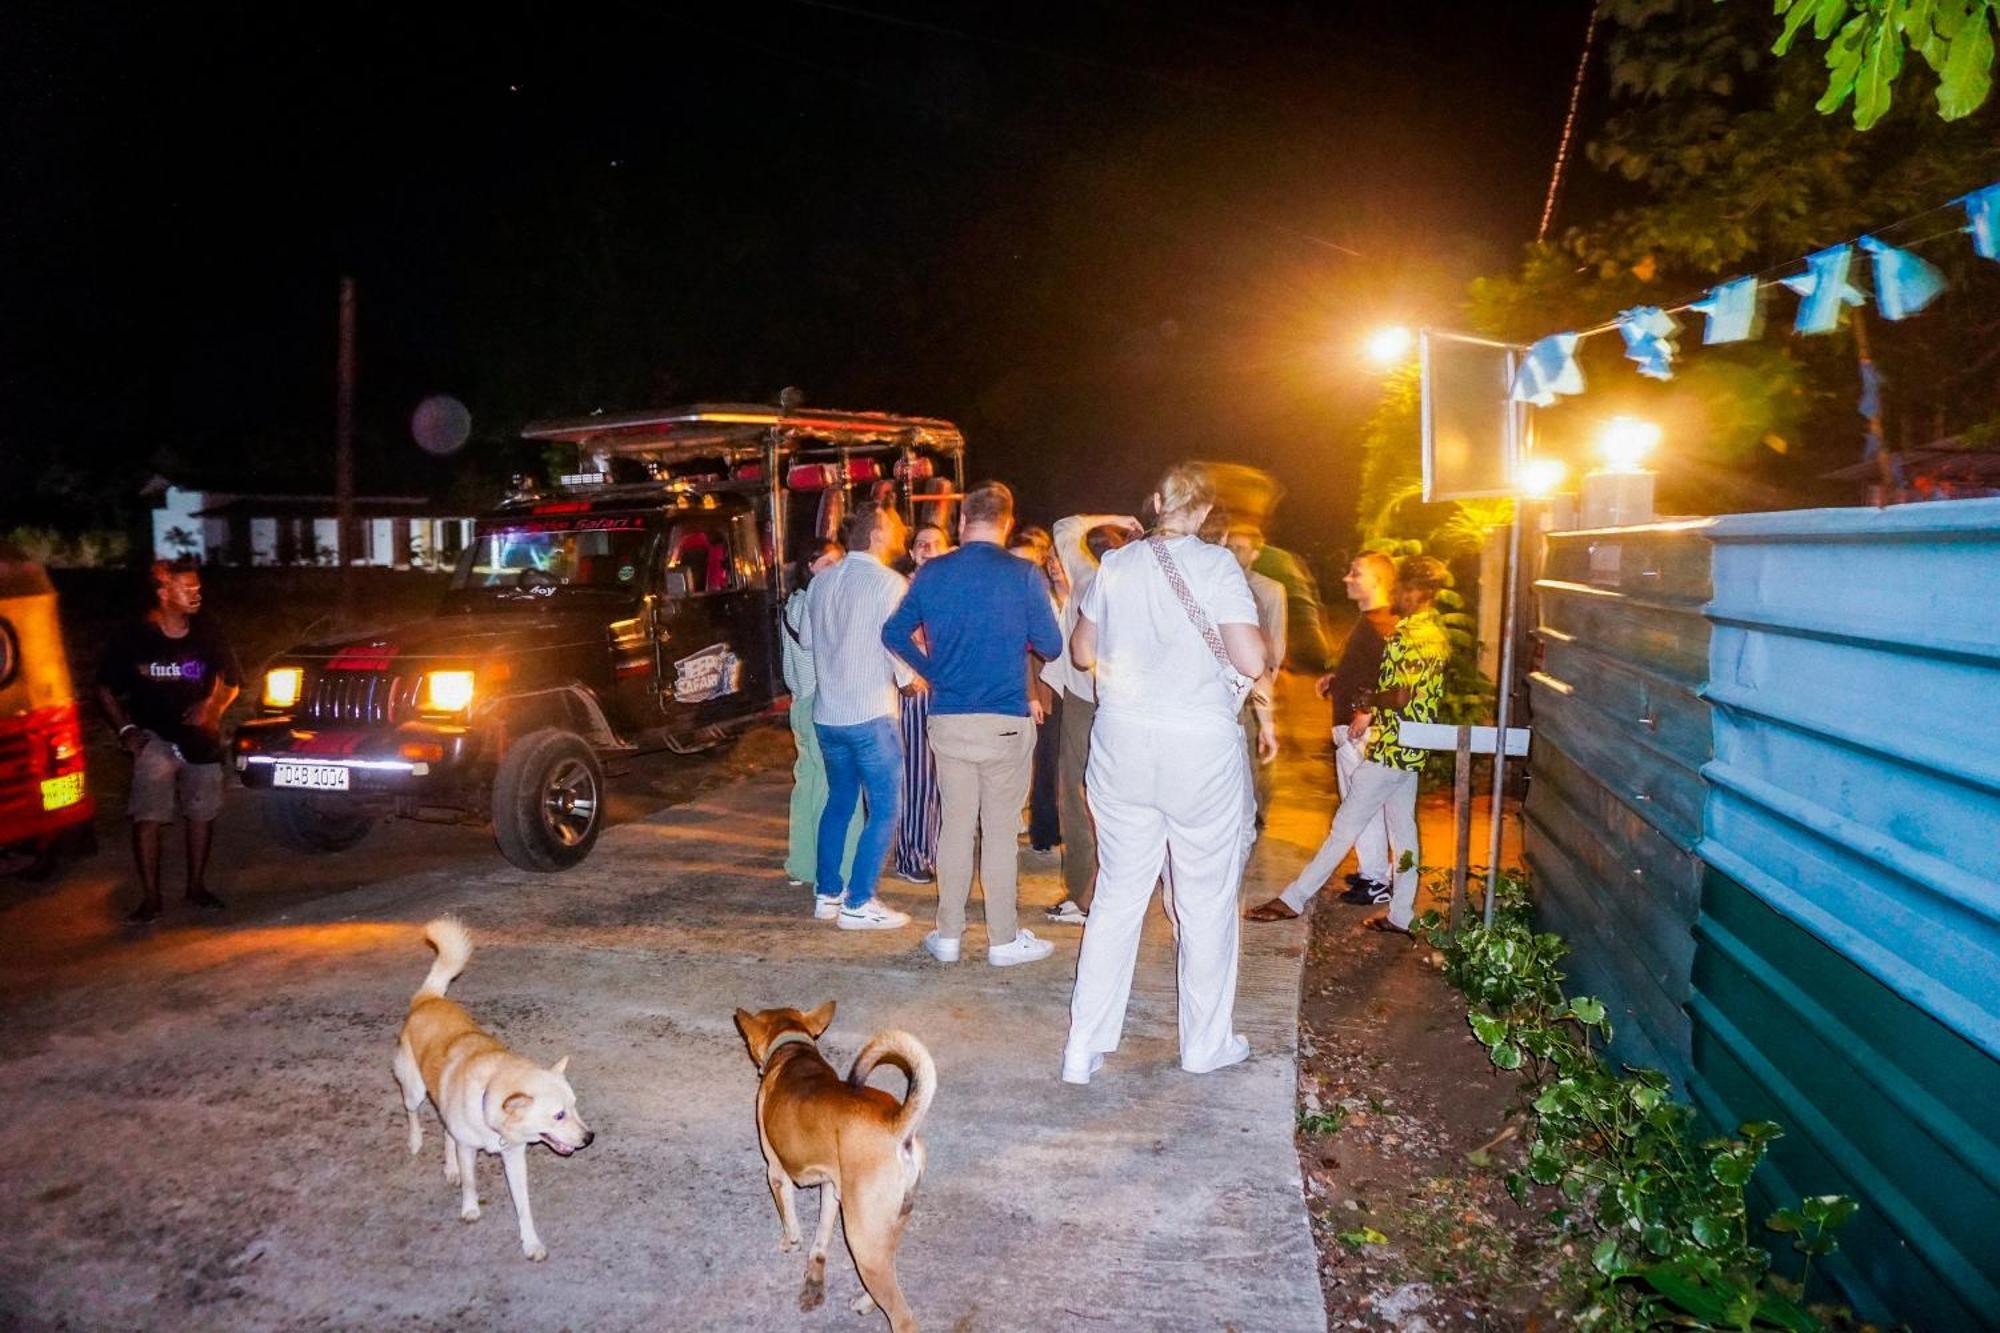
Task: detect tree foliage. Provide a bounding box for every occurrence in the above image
[1769,0,1998,129]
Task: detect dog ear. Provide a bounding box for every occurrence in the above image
[733,1008,763,1059]
[805,1000,836,1036]
[502,1092,532,1115]
[550,1056,569,1077]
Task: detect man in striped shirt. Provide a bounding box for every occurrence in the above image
[801,502,916,930]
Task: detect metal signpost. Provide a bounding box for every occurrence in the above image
[1418,328,1533,926]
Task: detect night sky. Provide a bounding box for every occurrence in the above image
[5,1,1592,558]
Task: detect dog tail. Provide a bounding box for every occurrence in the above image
[849,1029,936,1143]
[414,916,472,1000]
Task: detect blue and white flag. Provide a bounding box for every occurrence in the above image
[1687,275,1760,344]
[1962,182,2000,261]
[1857,236,1945,320]
[1616,306,1679,380]
[1779,244,1867,335]
[1509,333,1583,407]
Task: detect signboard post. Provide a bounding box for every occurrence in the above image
[1418,327,1533,925]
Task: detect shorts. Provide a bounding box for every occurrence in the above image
[129,734,225,824]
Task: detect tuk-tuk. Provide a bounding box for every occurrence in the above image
[0,548,96,877]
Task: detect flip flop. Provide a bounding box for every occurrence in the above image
[1244,900,1298,922]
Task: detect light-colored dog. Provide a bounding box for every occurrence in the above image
[734,1002,933,1332]
[393,917,593,1260]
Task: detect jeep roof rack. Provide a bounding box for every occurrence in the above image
[520,403,964,463]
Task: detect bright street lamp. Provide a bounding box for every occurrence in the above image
[1597,416,1661,472]
[1519,457,1569,498]
[1365,325,1415,366]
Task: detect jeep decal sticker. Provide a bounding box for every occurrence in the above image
[671,642,743,703]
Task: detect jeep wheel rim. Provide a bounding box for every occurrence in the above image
[539,759,598,846]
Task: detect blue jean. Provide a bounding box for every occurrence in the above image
[815,716,903,909]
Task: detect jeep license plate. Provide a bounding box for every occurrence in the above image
[273,763,350,792]
[40,772,85,811]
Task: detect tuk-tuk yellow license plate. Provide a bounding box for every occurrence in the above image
[40,772,85,811]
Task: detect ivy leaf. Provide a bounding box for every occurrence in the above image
[1505,1170,1531,1207]
[1528,1142,1565,1185]
[1641,1222,1675,1256]
[1766,1206,1805,1234]
[1591,1236,1626,1277]
[1711,1152,1757,1187]
[1691,1214,1732,1248]
[1568,996,1608,1026]
[1738,1119,1784,1144]
[1801,1194,1860,1228]
[1469,1012,1509,1047]
[1937,8,1995,118]
[1489,1041,1524,1071]
[1630,1083,1666,1110]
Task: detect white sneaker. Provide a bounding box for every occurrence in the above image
[988,928,1055,967]
[922,931,960,963]
[1044,900,1087,926]
[813,895,841,920]
[838,899,912,931]
[1060,1051,1104,1085]
[1181,1035,1251,1075]
[785,876,808,888]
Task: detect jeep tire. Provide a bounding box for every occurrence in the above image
[491,727,603,871]
[263,791,375,853]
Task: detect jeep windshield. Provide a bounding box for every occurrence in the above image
[446,518,653,606]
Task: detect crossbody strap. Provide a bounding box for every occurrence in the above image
[1144,534,1236,677]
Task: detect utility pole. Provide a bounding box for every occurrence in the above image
[336,275,357,615]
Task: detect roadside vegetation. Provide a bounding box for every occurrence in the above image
[1295,866,1871,1331]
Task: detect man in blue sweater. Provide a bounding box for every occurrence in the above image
[883,481,1064,967]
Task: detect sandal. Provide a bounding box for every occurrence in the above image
[1244,899,1298,922]
[1363,913,1409,935]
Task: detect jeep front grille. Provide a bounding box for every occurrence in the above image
[300,671,411,725]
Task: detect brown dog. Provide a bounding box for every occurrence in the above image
[393,917,594,1260]
[734,1002,933,1331]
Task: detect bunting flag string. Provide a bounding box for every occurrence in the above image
[1506,177,1999,409]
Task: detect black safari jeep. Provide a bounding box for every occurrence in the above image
[233,403,965,871]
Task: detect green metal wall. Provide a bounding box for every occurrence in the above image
[1522,498,2000,1331]
[1525,520,1713,1085]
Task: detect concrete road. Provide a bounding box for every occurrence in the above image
[0,730,1333,1330]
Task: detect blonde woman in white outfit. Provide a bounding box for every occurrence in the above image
[1061,463,1269,1085]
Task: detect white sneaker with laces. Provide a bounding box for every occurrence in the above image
[922,931,960,963]
[813,895,841,920]
[1045,900,1088,926]
[988,928,1055,967]
[1060,1051,1104,1085]
[838,899,912,931]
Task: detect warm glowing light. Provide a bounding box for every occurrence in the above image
[1519,458,1569,498]
[263,666,303,709]
[1365,325,1415,366]
[1598,416,1661,472]
[419,670,476,713]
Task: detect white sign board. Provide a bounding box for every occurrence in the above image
[1399,722,1530,757]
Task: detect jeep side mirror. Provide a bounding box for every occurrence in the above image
[662,566,691,600]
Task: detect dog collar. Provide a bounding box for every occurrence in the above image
[759,1030,817,1075]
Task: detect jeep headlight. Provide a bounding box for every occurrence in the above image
[418,669,476,714]
[263,666,303,709]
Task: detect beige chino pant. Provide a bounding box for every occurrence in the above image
[928,712,1037,947]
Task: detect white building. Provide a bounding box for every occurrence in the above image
[144,479,475,571]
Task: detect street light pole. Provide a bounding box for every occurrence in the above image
[1483,505,1522,925]
[336,275,356,615]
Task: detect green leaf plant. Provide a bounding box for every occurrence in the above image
[1770,0,1998,128]
[1413,868,1861,1329]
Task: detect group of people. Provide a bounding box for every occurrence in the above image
[780,461,1453,1084]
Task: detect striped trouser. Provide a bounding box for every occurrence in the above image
[894,688,941,878]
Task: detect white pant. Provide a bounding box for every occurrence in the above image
[1066,713,1251,1074]
[1278,758,1421,927]
[1333,727,1391,884]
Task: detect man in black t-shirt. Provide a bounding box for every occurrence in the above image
[96,558,242,923]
